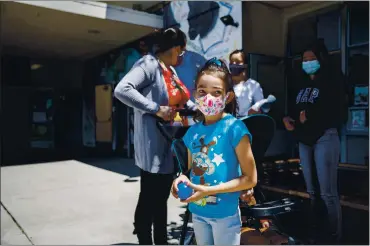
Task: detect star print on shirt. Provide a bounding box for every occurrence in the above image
[212,153,225,166]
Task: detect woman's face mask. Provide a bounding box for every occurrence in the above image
[195,93,228,116]
[229,64,246,76]
[302,60,321,75]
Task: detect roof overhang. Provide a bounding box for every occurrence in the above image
[1,1,164,60]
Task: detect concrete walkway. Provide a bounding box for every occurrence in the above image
[1,159,186,245]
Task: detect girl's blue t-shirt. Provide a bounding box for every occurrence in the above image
[182,114,252,218]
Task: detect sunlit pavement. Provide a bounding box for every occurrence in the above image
[2,158,368,245]
[1,159,186,245]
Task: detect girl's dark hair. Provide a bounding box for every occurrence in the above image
[229,49,246,64]
[302,39,329,66]
[153,27,186,54]
[193,58,238,123]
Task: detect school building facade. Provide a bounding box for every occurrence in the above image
[0,1,368,169]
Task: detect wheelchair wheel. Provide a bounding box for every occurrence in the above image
[183,230,196,245]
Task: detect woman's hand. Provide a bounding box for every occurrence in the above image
[171,174,190,199]
[183,183,211,203]
[260,220,270,229]
[283,116,295,131]
[240,188,255,204]
[299,110,307,124]
[156,106,175,121]
[248,108,261,115]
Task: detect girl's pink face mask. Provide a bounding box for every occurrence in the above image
[195,93,228,116]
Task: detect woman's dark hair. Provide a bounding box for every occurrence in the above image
[302,39,329,66]
[193,58,238,123]
[229,49,246,64]
[153,27,186,54]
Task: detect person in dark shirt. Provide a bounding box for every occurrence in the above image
[283,39,343,244]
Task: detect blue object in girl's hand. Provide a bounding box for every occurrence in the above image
[177,182,193,200]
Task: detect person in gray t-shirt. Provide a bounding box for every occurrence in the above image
[114,27,190,245]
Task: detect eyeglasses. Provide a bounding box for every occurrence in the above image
[179,50,185,57]
[206,57,223,67]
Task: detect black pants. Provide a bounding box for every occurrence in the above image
[134,169,173,245]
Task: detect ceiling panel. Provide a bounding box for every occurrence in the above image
[1,2,157,59]
[101,1,161,10]
[263,1,306,9]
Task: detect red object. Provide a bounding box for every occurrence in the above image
[160,64,190,108]
[160,63,191,126]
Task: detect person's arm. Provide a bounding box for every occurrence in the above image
[250,82,264,113]
[252,82,265,105]
[114,64,159,114]
[205,135,257,195]
[286,71,300,119]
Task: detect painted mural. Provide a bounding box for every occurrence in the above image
[164,1,242,63]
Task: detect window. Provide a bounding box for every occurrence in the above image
[348,2,369,46]
[348,46,369,107]
[348,47,369,86]
[30,89,55,149]
[317,11,341,51]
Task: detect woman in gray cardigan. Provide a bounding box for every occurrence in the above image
[114,28,189,245]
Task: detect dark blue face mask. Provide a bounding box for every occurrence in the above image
[229,64,246,76]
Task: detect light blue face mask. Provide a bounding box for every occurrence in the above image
[302,60,320,75]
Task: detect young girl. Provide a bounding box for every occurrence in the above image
[171,58,257,245]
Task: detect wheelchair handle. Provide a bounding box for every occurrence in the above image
[156,119,174,142]
[148,109,196,142]
[175,108,197,117]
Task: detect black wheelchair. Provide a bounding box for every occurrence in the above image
[155,111,302,245]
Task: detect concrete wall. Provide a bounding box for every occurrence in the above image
[242,2,284,57]
[281,1,341,55]
[241,1,341,58]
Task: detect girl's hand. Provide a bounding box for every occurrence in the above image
[260,219,270,229]
[240,188,256,206]
[283,116,295,131]
[184,183,211,203]
[240,188,254,201]
[299,110,307,124]
[171,174,190,199]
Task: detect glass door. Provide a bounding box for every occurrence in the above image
[248,53,295,158]
[30,88,54,149]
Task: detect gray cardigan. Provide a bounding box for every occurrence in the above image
[114,54,195,174]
